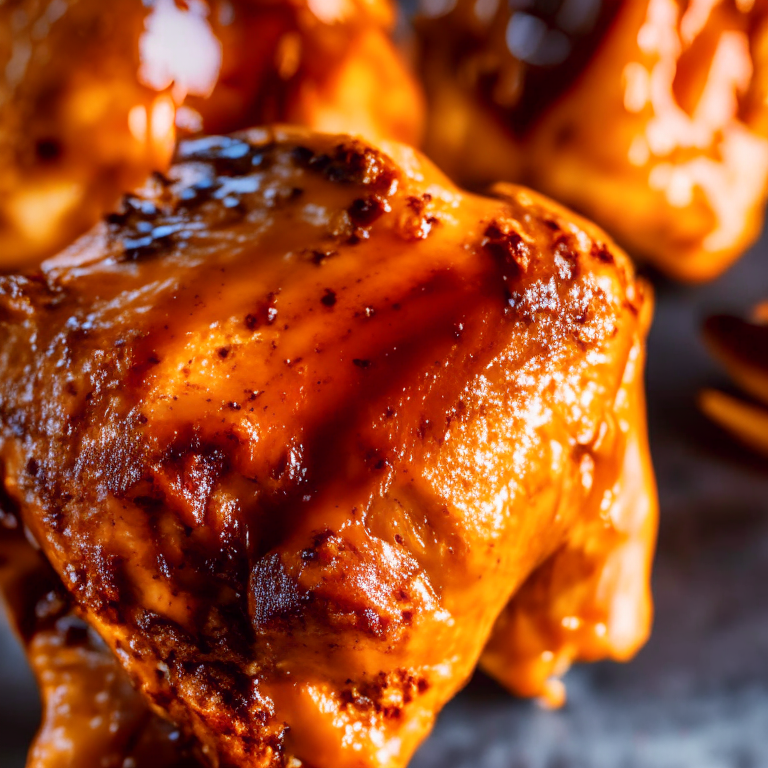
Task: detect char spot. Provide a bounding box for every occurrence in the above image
[245,292,279,330]
[308,248,337,265]
[353,358,371,369]
[483,220,531,277]
[321,289,337,307]
[348,196,389,226]
[291,145,315,166]
[292,141,397,191]
[35,137,62,162]
[591,242,615,264]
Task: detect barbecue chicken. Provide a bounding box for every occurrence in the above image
[0,0,423,269]
[417,0,768,281]
[0,128,656,768]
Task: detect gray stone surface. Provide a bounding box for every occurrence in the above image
[2,235,768,766]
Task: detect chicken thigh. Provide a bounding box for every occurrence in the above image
[0,128,655,768]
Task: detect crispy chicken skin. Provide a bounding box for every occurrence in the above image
[0,0,423,269]
[0,128,655,768]
[701,303,768,456]
[417,0,768,281]
[0,525,200,768]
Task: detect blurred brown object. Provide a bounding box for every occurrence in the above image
[702,304,768,455]
[417,0,768,282]
[0,0,423,270]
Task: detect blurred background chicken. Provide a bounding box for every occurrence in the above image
[417,0,768,281]
[0,0,424,269]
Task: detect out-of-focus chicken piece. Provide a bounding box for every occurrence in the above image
[188,0,424,146]
[701,305,768,455]
[0,517,200,768]
[417,0,768,281]
[0,0,423,270]
[0,0,174,269]
[0,128,655,768]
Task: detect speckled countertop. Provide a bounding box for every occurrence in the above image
[2,236,768,768]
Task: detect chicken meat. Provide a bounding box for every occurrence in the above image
[0,127,656,768]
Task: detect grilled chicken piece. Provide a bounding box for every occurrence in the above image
[701,305,768,456]
[0,0,423,269]
[0,524,200,768]
[417,0,768,281]
[0,128,655,768]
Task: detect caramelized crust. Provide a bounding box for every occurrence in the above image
[0,0,423,269]
[417,0,768,281]
[0,128,655,768]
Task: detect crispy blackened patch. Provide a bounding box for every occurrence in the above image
[348,195,389,226]
[591,242,615,264]
[339,669,431,720]
[483,219,531,277]
[290,141,398,193]
[399,193,439,241]
[245,291,279,330]
[320,288,337,307]
[250,553,303,631]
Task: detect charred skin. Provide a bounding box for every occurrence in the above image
[0,128,655,768]
[418,0,768,281]
[0,0,423,269]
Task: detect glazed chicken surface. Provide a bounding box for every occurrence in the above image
[0,0,423,269]
[417,0,768,281]
[0,128,656,768]
[701,303,768,456]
